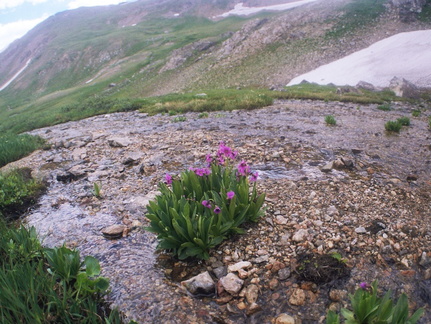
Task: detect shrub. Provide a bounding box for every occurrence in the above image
[145,143,265,260]
[0,134,46,168]
[325,115,337,125]
[396,116,410,126]
[198,112,209,118]
[377,103,391,111]
[412,110,421,117]
[384,120,402,133]
[172,116,187,122]
[0,168,45,220]
[326,280,424,324]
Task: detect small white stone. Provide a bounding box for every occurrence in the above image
[228,261,252,273]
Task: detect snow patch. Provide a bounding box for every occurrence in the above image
[0,58,32,91]
[287,30,431,88]
[217,0,318,18]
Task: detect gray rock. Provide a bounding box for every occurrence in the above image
[254,255,269,263]
[389,77,420,98]
[107,136,133,147]
[219,273,244,295]
[321,161,334,173]
[67,164,88,178]
[355,226,367,234]
[278,267,291,280]
[275,215,288,225]
[356,81,375,91]
[213,266,227,279]
[181,271,215,297]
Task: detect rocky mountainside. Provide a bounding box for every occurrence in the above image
[0,0,430,114]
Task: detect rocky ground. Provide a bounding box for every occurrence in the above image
[4,99,431,323]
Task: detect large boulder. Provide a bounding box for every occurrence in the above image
[389,77,421,99]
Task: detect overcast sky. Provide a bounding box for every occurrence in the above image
[0,0,133,52]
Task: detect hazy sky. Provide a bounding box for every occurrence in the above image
[0,0,132,52]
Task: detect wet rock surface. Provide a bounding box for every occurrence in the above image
[3,99,431,323]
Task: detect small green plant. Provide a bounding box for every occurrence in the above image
[168,110,177,116]
[411,110,421,117]
[0,225,122,323]
[198,112,209,118]
[172,116,187,122]
[326,281,424,324]
[145,143,265,260]
[396,117,410,126]
[384,120,402,133]
[377,103,391,111]
[325,115,337,125]
[92,182,102,198]
[331,252,347,264]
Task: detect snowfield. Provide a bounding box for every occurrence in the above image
[287,30,431,88]
[217,0,318,17]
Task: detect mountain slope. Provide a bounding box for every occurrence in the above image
[0,0,430,133]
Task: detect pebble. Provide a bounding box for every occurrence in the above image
[292,229,308,242]
[245,284,259,304]
[101,224,126,239]
[219,273,244,295]
[355,226,367,234]
[228,261,251,273]
[289,288,306,306]
[181,271,215,296]
[278,267,291,280]
[275,313,295,324]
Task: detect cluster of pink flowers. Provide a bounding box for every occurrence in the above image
[202,200,221,214]
[216,142,238,165]
[165,143,259,183]
[189,167,211,176]
[212,142,259,182]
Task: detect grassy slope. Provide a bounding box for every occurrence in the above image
[0,15,246,134]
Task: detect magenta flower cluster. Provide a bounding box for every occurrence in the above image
[202,200,221,214]
[164,173,173,185]
[164,143,259,217]
[212,141,238,166]
[359,282,371,290]
[210,142,259,182]
[189,167,211,177]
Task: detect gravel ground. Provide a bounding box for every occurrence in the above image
[3,99,431,323]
